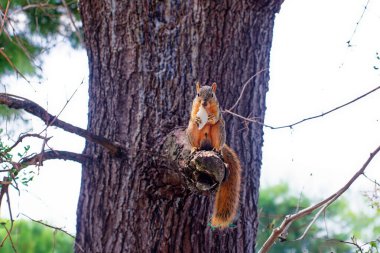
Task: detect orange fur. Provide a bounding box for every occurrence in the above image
[187,91,223,151]
[186,82,242,229]
[211,145,241,228]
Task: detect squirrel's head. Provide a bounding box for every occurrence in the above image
[195,82,218,108]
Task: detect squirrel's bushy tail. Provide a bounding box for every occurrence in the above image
[211,145,241,229]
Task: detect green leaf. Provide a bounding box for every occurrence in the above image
[369,241,378,248]
[0,0,82,79]
[0,219,74,252]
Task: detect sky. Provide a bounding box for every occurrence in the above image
[1,0,380,236]
[1,46,88,234]
[262,0,380,200]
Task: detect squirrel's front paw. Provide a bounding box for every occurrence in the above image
[191,147,199,154]
[195,116,202,126]
[212,147,222,155]
[208,114,218,124]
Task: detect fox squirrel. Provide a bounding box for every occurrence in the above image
[186,82,241,229]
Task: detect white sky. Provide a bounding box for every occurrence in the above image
[262,0,380,200]
[1,0,379,236]
[1,46,88,234]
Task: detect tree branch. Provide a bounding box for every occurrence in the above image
[158,129,225,197]
[227,68,268,112]
[7,133,50,151]
[258,144,380,253]
[225,84,380,130]
[61,0,83,45]
[0,48,30,83]
[20,150,89,166]
[0,177,16,252]
[0,0,10,36]
[20,213,84,252]
[363,172,380,187]
[20,213,75,238]
[0,93,126,156]
[346,0,370,47]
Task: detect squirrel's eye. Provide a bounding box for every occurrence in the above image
[197,93,200,97]
[211,93,214,97]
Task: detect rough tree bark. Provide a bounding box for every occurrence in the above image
[76,1,283,252]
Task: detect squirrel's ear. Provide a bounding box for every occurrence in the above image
[196,82,201,93]
[211,82,217,93]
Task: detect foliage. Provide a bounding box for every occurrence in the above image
[363,184,380,211]
[0,105,23,121]
[0,0,81,76]
[0,104,29,137]
[0,129,35,187]
[0,0,82,123]
[257,183,380,252]
[0,219,74,253]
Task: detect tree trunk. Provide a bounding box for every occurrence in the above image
[76,1,283,252]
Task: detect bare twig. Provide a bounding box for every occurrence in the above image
[6,21,43,74]
[20,213,84,252]
[39,79,84,134]
[20,150,89,166]
[346,0,371,47]
[5,190,14,242]
[61,0,83,45]
[8,133,51,151]
[36,132,49,168]
[363,172,380,187]
[2,136,87,172]
[10,3,54,15]
[0,223,17,253]
[20,213,74,238]
[0,177,10,210]
[52,229,57,253]
[322,209,329,239]
[225,84,380,130]
[0,48,30,84]
[223,108,266,125]
[0,177,16,252]
[0,93,126,156]
[7,170,20,194]
[227,69,268,111]
[0,169,12,173]
[294,205,326,241]
[258,144,380,253]
[267,84,380,129]
[328,238,365,253]
[0,0,10,36]
[1,150,88,174]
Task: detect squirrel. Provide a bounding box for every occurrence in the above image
[186,82,241,229]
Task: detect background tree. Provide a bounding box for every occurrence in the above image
[2,183,379,253]
[0,219,74,253]
[0,0,81,119]
[257,183,351,252]
[0,0,80,72]
[258,183,380,252]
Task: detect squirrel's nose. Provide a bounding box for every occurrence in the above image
[202,101,208,107]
